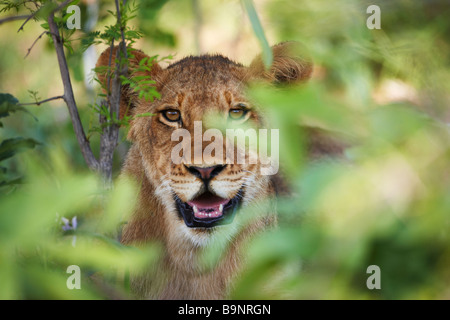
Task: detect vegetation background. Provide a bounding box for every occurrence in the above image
[0,0,449,299]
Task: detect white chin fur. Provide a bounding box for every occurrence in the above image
[176,216,239,248]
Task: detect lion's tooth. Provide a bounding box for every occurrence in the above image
[193,205,198,214]
[219,204,223,213]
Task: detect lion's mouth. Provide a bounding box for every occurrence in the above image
[174,191,242,228]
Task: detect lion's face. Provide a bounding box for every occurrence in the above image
[131,56,271,245]
[97,43,312,246]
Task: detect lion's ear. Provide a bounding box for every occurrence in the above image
[95,47,164,119]
[248,41,313,84]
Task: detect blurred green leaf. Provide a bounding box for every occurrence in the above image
[242,0,273,68]
[0,149,159,299]
[0,93,37,126]
[0,137,40,162]
[1,0,449,300]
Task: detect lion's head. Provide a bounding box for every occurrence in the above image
[96,42,312,248]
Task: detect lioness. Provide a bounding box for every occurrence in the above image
[96,42,312,299]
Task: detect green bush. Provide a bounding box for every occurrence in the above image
[0,0,449,300]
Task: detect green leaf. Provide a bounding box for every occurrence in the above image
[242,0,273,69]
[0,177,23,188]
[0,93,37,124]
[0,138,40,162]
[0,93,19,107]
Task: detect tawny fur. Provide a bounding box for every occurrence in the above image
[96,42,313,299]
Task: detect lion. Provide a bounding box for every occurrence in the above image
[96,42,313,299]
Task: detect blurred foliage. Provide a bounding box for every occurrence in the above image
[0,93,40,190]
[0,0,449,300]
[0,147,159,299]
[231,86,449,299]
[242,0,272,68]
[136,0,176,47]
[230,0,450,299]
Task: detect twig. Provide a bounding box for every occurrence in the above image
[24,31,49,58]
[106,39,115,104]
[17,0,71,32]
[116,0,128,49]
[19,95,64,106]
[112,0,129,121]
[111,0,128,121]
[51,0,74,18]
[17,11,37,32]
[0,14,30,26]
[47,0,99,171]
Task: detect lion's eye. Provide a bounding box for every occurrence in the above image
[162,109,181,122]
[229,106,248,120]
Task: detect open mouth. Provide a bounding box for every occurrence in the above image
[174,191,242,228]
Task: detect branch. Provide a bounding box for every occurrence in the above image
[110,0,128,120]
[19,95,64,106]
[47,2,99,171]
[24,31,49,58]
[0,14,30,26]
[17,11,37,32]
[52,0,73,12]
[17,0,71,32]
[105,39,115,105]
[99,0,128,186]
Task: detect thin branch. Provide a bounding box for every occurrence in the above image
[24,31,49,58]
[106,39,115,104]
[116,0,128,47]
[54,0,73,11]
[19,95,64,106]
[112,0,129,121]
[111,0,128,121]
[0,14,30,26]
[17,11,37,32]
[47,1,99,171]
[17,0,71,32]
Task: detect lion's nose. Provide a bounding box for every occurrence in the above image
[185,164,227,181]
